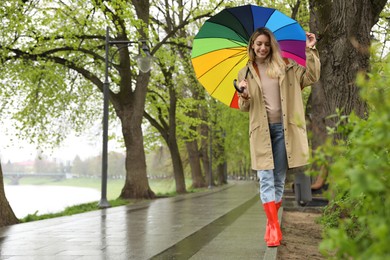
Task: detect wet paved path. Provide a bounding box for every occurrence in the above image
[0,181,279,259]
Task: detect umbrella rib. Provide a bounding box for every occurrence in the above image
[262,9,276,31]
[278,39,305,43]
[273,22,300,35]
[210,54,248,96]
[282,49,306,59]
[207,21,249,43]
[195,34,247,46]
[200,37,246,46]
[249,6,254,35]
[197,48,246,78]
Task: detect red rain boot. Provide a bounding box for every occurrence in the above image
[275,201,282,241]
[264,220,270,242]
[263,201,282,247]
[264,201,282,243]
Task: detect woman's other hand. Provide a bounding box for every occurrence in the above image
[306,32,317,48]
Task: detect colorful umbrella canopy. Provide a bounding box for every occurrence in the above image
[191,5,306,108]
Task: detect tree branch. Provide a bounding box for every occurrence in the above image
[150,3,220,54]
[143,110,168,140]
[40,47,104,63]
[7,47,105,93]
[290,0,301,20]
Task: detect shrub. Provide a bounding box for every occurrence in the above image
[314,56,390,259]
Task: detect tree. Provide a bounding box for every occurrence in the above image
[307,0,388,149]
[217,102,250,179]
[182,96,207,188]
[144,0,225,192]
[144,43,187,193]
[113,0,155,199]
[317,50,390,260]
[1,0,232,199]
[0,162,19,227]
[0,0,155,199]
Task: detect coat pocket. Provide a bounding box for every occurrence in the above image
[287,121,309,159]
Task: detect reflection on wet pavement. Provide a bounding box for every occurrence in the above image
[0,181,270,259]
[151,195,258,259]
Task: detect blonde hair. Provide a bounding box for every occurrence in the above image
[247,27,285,78]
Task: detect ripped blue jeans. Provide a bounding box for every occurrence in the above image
[257,123,288,204]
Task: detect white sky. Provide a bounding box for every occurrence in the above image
[0,133,99,163]
[0,126,124,164]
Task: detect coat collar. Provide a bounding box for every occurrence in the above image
[245,58,294,87]
[247,62,263,91]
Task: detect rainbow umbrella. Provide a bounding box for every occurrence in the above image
[191,5,306,108]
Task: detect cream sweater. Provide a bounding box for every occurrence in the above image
[256,63,282,124]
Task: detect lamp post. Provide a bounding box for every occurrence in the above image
[98,27,153,208]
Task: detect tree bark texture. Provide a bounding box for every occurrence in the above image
[117,92,155,199]
[214,130,227,185]
[0,163,19,227]
[143,62,188,194]
[200,110,214,187]
[186,140,206,188]
[115,0,155,199]
[168,137,186,194]
[182,88,206,189]
[167,82,187,194]
[216,163,227,185]
[307,0,387,150]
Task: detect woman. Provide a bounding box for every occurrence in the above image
[237,27,320,247]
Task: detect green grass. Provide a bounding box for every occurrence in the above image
[16,177,197,199]
[15,177,204,222]
[20,198,133,223]
[17,177,123,200]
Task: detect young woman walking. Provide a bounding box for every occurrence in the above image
[237,27,320,247]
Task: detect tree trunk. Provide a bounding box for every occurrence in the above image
[118,72,155,199]
[115,0,155,199]
[143,65,187,194]
[119,108,155,199]
[186,140,206,188]
[168,82,187,194]
[168,137,186,194]
[200,114,213,187]
[184,106,206,189]
[181,76,207,188]
[308,0,387,150]
[143,100,187,194]
[0,163,19,227]
[216,163,227,185]
[214,130,227,185]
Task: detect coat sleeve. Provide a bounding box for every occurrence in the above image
[238,67,250,112]
[297,47,321,88]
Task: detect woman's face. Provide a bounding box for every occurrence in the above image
[251,34,271,62]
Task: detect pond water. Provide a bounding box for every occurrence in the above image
[4,185,101,219]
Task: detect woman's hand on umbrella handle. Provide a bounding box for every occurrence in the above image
[234,79,245,94]
[237,79,248,98]
[306,32,316,48]
[233,79,243,93]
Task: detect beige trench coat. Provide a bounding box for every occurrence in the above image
[238,47,321,170]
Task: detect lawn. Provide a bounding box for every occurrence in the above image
[14,176,200,222]
[16,176,194,200]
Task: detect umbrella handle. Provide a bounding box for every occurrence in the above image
[233,79,244,93]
